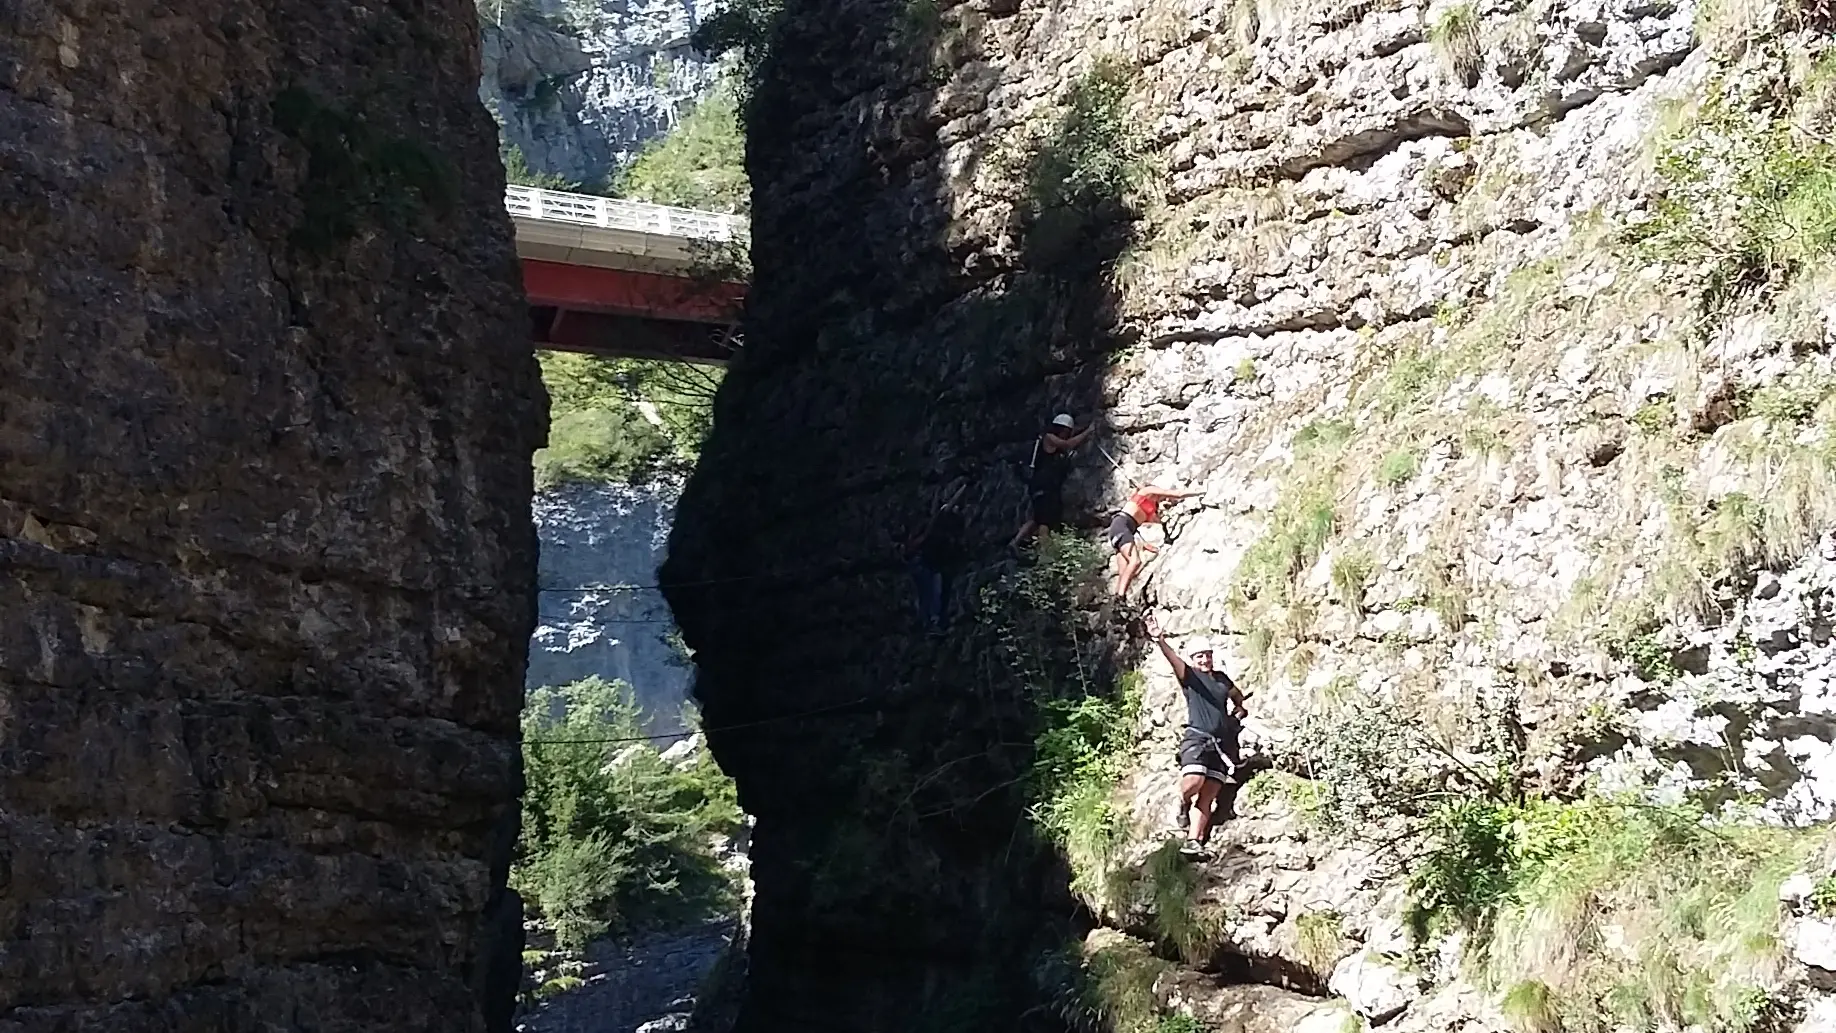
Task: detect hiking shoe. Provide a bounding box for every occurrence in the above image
[1178,838,1209,859]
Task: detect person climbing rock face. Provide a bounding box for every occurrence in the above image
[904,482,968,634]
[1144,613,1248,858]
[1010,413,1094,549]
[1108,482,1198,598]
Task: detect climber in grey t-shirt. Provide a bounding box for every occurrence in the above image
[1145,613,1248,857]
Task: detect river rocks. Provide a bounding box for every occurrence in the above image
[0,0,540,1029]
[519,921,737,1033]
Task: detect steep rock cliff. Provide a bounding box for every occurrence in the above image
[0,2,540,1029]
[482,0,725,186]
[664,0,1142,1026]
[670,0,1836,1028]
[531,482,692,733]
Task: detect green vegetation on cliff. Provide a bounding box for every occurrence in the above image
[1017,58,1145,272]
[690,0,784,97]
[271,86,457,253]
[536,351,722,489]
[1412,798,1816,1033]
[619,84,749,214]
[1633,60,1836,310]
[515,677,742,948]
[981,535,1141,900]
[1275,687,1813,1031]
[503,144,586,193]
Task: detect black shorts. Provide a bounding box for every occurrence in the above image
[1030,489,1064,527]
[1106,511,1139,551]
[1178,724,1239,784]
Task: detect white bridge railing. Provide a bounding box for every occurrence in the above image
[505,184,748,243]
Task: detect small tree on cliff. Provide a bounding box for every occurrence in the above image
[516,677,742,947]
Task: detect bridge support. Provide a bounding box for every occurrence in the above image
[532,307,736,365]
[521,259,741,365]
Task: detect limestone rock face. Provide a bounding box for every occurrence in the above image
[531,482,692,734]
[669,0,1836,1024]
[481,0,727,187]
[1162,972,1360,1033]
[0,2,541,1029]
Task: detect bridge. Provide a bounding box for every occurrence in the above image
[508,185,747,365]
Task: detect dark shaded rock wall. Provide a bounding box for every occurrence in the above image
[0,2,541,1030]
[662,2,1134,1028]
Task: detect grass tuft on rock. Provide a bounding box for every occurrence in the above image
[1428,2,1482,82]
[1329,546,1376,612]
[1125,840,1229,963]
[1235,483,1337,605]
[1295,910,1347,972]
[1043,932,1177,1033]
[1406,798,1819,1033]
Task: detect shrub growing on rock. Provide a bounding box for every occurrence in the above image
[534,351,722,488]
[516,677,742,948]
[1408,797,1817,1032]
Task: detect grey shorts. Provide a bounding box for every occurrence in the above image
[1106,511,1139,552]
[1178,725,1239,784]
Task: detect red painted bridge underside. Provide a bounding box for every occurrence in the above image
[521,259,744,364]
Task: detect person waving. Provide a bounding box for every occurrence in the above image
[1144,613,1247,857]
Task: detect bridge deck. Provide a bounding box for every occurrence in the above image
[507,187,748,364]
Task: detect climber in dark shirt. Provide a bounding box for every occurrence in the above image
[1010,413,1094,549]
[1145,612,1248,856]
[905,482,968,633]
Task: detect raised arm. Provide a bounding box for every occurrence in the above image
[1142,614,1188,680]
[1044,424,1095,450]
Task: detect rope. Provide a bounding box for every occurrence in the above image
[1095,443,1145,491]
[540,615,680,623]
[524,694,875,746]
[536,555,883,595]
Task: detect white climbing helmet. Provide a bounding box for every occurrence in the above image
[1052,413,1075,428]
[1186,636,1214,658]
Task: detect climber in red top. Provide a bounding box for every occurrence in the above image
[1107,481,1198,597]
